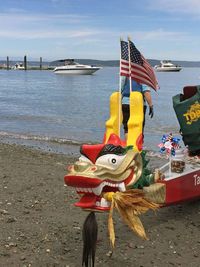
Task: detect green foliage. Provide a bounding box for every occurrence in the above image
[132,150,154,189]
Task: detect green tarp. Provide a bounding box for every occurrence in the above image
[173,86,200,154]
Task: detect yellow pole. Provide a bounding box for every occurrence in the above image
[105,92,122,142]
[127,91,144,152]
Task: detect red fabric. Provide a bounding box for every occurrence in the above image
[182,86,197,100]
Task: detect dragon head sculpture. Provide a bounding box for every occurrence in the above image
[64,134,161,267]
[64,134,143,211]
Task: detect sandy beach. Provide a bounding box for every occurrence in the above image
[0,143,200,267]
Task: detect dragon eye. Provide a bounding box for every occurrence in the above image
[111,158,117,164]
[96,154,126,170]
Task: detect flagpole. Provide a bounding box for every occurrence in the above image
[118,37,123,138]
[128,36,132,94]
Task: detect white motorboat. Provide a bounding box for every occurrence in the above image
[13,63,25,70]
[53,59,102,75]
[154,60,182,72]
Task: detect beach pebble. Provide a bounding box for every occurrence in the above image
[0,209,9,215]
[20,256,26,261]
[6,217,17,223]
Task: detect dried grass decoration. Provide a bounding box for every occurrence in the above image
[103,189,159,249]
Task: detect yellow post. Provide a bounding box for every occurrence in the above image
[105,92,122,142]
[127,91,144,151]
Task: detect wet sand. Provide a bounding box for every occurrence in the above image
[0,143,200,267]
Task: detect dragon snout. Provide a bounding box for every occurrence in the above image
[73,161,91,172]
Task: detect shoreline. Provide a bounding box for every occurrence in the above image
[0,135,167,161]
[0,137,81,157]
[1,142,200,267]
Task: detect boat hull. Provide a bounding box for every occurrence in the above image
[160,168,200,205]
[53,68,100,75]
[14,67,25,70]
[155,67,182,72]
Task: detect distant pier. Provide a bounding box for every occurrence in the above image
[0,56,54,70]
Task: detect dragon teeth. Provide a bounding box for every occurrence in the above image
[92,182,105,196]
[100,198,110,207]
[118,182,126,192]
[76,187,92,193]
[96,201,100,207]
[75,181,126,195]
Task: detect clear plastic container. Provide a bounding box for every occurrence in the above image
[171,149,185,173]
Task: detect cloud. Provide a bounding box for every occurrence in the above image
[0,12,88,25]
[149,0,200,15]
[0,29,100,39]
[116,28,188,43]
[0,11,97,39]
[0,10,189,44]
[133,29,187,41]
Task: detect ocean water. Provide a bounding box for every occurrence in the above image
[0,67,200,155]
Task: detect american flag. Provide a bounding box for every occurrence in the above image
[120,40,129,77]
[129,40,159,91]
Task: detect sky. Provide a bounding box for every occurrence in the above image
[0,0,200,62]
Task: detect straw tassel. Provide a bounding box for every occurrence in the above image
[104,189,159,249]
[108,197,115,249]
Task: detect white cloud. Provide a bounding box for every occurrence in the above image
[149,0,200,15]
[135,29,187,41]
[117,29,187,42]
[0,12,88,25]
[0,9,190,46]
[0,11,98,39]
[0,5,198,60]
[0,29,100,39]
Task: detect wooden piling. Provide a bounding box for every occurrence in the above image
[6,56,9,70]
[24,55,27,70]
[40,57,42,70]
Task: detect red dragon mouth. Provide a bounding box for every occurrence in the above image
[64,170,134,211]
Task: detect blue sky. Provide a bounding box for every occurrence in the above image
[0,0,200,61]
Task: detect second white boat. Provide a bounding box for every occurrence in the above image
[154,60,182,72]
[53,59,102,75]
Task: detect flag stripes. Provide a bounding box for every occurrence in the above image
[120,39,159,91]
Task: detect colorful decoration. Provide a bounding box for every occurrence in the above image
[158,133,181,157]
[65,134,144,211]
[64,134,160,267]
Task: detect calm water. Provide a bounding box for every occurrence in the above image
[0,67,200,155]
